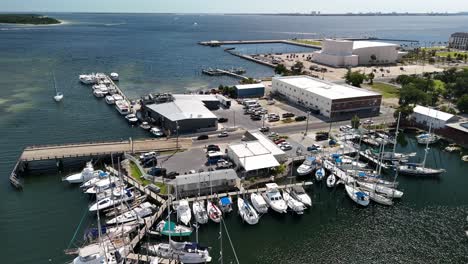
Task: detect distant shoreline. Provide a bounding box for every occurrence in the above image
[0,14,61,25]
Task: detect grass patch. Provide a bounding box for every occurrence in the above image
[155,182,168,195]
[129,161,151,186]
[368,82,400,99]
[292,39,322,46]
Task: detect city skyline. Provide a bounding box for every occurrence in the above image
[1,0,468,14]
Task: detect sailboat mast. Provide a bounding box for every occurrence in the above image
[422,122,432,169]
[53,71,58,94]
[392,112,401,155]
[219,217,223,264]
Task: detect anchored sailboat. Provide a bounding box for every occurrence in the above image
[52,71,63,102]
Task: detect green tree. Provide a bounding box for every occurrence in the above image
[291,61,304,74]
[399,83,430,105]
[368,72,375,85]
[344,70,367,87]
[457,95,468,113]
[394,105,414,120]
[351,115,360,129]
[447,54,452,62]
[274,64,288,75]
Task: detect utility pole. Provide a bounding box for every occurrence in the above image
[175,121,180,150]
[304,111,310,136]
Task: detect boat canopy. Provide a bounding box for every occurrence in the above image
[358,171,366,177]
[220,197,232,206]
[356,192,368,198]
[331,154,341,159]
[307,156,316,162]
[99,171,108,177]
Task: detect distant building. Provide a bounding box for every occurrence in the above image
[312,39,406,67]
[411,105,458,129]
[142,94,219,134]
[234,83,265,98]
[171,169,239,196]
[272,76,382,119]
[449,32,468,50]
[227,131,286,176]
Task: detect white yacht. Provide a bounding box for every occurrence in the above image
[416,133,439,145]
[345,184,370,207]
[290,186,312,207]
[144,241,212,264]
[250,192,268,214]
[207,200,222,223]
[63,162,108,184]
[237,197,259,225]
[72,243,127,264]
[115,100,130,115]
[106,202,155,225]
[357,181,403,199]
[105,95,115,105]
[262,183,287,213]
[282,190,305,215]
[93,89,107,98]
[192,200,209,225]
[112,94,123,101]
[297,156,317,175]
[79,74,97,85]
[110,72,119,81]
[84,176,122,194]
[315,167,325,181]
[176,200,192,225]
[89,189,134,212]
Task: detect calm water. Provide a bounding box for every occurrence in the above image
[1,13,468,263]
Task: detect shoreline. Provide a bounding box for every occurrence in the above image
[0,19,70,26]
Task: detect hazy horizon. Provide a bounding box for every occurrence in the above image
[1,0,468,14]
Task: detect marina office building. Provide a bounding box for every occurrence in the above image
[142,94,220,134]
[171,169,239,196]
[312,39,406,67]
[449,32,468,50]
[272,76,382,119]
[411,105,458,129]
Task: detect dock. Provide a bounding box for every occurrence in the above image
[202,68,250,80]
[8,138,191,190]
[359,151,389,170]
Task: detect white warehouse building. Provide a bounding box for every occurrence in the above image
[411,105,458,129]
[272,76,382,119]
[312,39,406,67]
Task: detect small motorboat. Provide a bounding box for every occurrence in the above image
[326,174,336,188]
[115,100,130,115]
[290,186,312,207]
[345,184,370,207]
[150,220,193,237]
[237,197,259,225]
[207,200,222,223]
[176,200,191,226]
[297,156,316,175]
[54,92,63,102]
[84,176,122,194]
[192,200,208,225]
[218,196,233,213]
[63,162,107,184]
[282,190,305,215]
[89,189,135,212]
[462,155,468,162]
[250,192,268,214]
[150,127,164,137]
[79,74,97,84]
[140,122,151,130]
[315,167,325,181]
[110,72,119,81]
[106,202,155,225]
[125,114,138,124]
[105,95,116,105]
[262,183,287,214]
[416,133,439,145]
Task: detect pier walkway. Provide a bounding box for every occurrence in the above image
[19,138,191,162]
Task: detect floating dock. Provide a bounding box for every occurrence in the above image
[202,68,250,80]
[359,151,389,170]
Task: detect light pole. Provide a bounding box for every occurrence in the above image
[304,111,310,136]
[175,121,180,150]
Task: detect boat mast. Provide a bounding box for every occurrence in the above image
[422,121,432,169]
[53,71,58,94]
[392,112,401,156]
[219,214,223,264]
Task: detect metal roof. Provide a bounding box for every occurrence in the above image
[413,105,455,121]
[274,76,380,100]
[146,99,217,121]
[353,41,399,50]
[228,141,281,171]
[235,83,265,90]
[173,169,238,186]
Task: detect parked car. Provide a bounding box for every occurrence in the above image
[146,184,161,194]
[139,151,158,160]
[216,159,230,169]
[165,171,179,179]
[149,167,166,177]
[274,138,285,144]
[143,157,157,168]
[207,144,220,152]
[218,117,228,123]
[316,133,329,141]
[295,116,307,121]
[268,116,280,122]
[197,134,209,140]
[282,112,295,118]
[251,115,262,121]
[307,144,322,152]
[278,142,292,151]
[363,119,374,125]
[218,131,229,138]
[259,126,270,132]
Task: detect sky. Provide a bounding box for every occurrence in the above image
[0,0,467,14]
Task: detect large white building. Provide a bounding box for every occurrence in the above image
[411,105,458,129]
[312,39,406,67]
[272,76,382,119]
[449,32,468,50]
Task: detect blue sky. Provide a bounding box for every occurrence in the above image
[1,0,467,13]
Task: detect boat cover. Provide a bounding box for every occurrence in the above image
[220,197,232,206]
[356,192,368,198]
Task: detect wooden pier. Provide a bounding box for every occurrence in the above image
[359,151,389,170]
[202,68,250,80]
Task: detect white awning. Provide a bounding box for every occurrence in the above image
[239,154,279,171]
